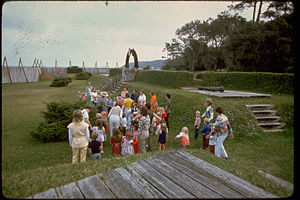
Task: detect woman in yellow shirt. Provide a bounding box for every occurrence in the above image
[123,93,133,130]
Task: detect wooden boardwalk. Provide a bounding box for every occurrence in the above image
[28,150,277,199]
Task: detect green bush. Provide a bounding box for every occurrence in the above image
[196,71,294,94]
[75,72,92,80]
[109,68,123,77]
[50,77,72,87]
[67,66,83,73]
[31,101,98,143]
[136,70,195,88]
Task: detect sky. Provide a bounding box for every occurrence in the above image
[2,1,256,68]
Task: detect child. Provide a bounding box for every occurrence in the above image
[175,127,190,150]
[88,132,102,160]
[120,113,127,135]
[194,111,201,139]
[201,98,214,122]
[94,113,102,126]
[111,128,122,157]
[154,112,162,135]
[107,95,113,114]
[131,124,139,154]
[92,119,105,153]
[158,107,167,121]
[81,93,87,101]
[158,122,168,151]
[77,91,82,101]
[121,133,135,156]
[208,130,217,154]
[200,118,211,150]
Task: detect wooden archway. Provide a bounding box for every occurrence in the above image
[125,48,139,68]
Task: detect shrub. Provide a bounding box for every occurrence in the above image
[109,68,123,77]
[31,101,97,143]
[196,71,294,94]
[50,77,72,87]
[67,66,83,73]
[75,72,92,80]
[136,70,195,88]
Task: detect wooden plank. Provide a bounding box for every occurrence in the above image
[129,161,195,198]
[124,165,167,199]
[32,188,58,199]
[171,150,277,198]
[102,169,142,199]
[258,170,294,191]
[145,157,223,198]
[159,153,245,198]
[115,167,167,199]
[77,175,116,199]
[55,182,84,199]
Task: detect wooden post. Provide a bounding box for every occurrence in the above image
[19,57,28,83]
[82,61,85,72]
[3,57,13,84]
[105,62,109,68]
[55,60,58,74]
[115,62,119,68]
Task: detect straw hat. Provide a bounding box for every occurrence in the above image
[100,91,108,97]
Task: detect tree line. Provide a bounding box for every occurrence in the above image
[162,1,294,73]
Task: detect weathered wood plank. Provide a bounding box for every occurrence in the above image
[114,167,167,199]
[145,156,223,198]
[159,153,245,198]
[172,150,277,198]
[129,161,195,198]
[102,169,142,199]
[32,188,58,199]
[55,182,84,199]
[77,175,116,199]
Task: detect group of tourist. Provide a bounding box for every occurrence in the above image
[68,82,233,164]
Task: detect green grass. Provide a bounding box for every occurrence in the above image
[2,75,294,198]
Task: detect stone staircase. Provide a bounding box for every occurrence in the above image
[246,104,285,133]
[100,77,126,95]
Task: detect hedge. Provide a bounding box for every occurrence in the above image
[136,70,195,88]
[109,68,123,77]
[50,77,72,87]
[75,72,92,80]
[196,71,294,94]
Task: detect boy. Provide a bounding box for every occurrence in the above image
[200,118,211,150]
[88,132,102,160]
[194,111,201,139]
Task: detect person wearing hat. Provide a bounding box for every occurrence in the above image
[96,91,108,113]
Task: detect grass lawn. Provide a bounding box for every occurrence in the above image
[2,74,294,198]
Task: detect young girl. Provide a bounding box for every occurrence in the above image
[175,127,190,150]
[194,111,201,139]
[92,119,105,153]
[131,124,139,154]
[121,133,135,156]
[158,122,168,151]
[81,93,87,102]
[77,91,82,101]
[154,112,162,135]
[111,128,122,157]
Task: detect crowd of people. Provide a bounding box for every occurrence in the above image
[68,82,233,164]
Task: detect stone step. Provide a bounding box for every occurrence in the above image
[252,110,277,116]
[255,116,281,123]
[258,122,285,129]
[246,104,275,110]
[263,129,284,133]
